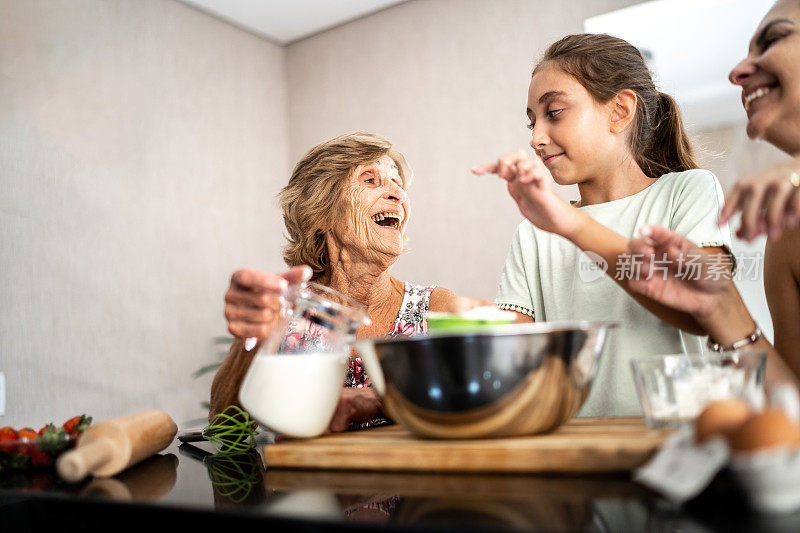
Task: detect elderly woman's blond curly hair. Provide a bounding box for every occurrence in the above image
[279,132,413,279]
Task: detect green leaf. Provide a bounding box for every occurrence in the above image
[193,363,222,379]
[37,426,71,455]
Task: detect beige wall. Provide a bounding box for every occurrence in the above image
[0,0,290,426]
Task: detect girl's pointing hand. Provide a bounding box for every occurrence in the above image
[472,149,584,239]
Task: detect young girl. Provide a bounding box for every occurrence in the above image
[472,34,735,416]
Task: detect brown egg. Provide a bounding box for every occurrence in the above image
[695,399,751,443]
[729,408,800,452]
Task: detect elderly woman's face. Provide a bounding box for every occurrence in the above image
[332,154,409,258]
[729,0,800,154]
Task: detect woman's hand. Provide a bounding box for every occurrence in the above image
[627,225,732,319]
[224,265,312,340]
[472,149,583,239]
[719,158,800,241]
[328,387,383,433]
[451,296,495,313]
[626,224,759,346]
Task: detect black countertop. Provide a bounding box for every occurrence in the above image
[2,438,800,532]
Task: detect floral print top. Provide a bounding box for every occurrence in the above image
[346,282,435,388]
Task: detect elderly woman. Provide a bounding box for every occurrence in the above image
[210,131,480,430]
[627,0,800,386]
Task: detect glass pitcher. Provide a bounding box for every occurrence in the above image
[238,281,370,438]
[264,281,370,355]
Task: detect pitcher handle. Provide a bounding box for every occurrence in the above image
[354,341,386,397]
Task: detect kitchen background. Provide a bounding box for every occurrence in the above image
[1,0,784,426]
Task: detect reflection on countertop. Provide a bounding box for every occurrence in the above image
[3,441,800,532]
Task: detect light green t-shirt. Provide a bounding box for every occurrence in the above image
[494,169,734,416]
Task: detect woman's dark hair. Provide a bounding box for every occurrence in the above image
[534,33,698,178]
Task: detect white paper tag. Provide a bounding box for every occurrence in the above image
[634,425,730,503]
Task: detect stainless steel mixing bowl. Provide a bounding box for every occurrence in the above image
[355,321,615,439]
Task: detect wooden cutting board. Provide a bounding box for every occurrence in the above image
[263,417,670,474]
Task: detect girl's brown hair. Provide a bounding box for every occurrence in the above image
[278,131,412,279]
[534,33,698,178]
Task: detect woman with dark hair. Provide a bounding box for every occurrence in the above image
[627,0,800,386]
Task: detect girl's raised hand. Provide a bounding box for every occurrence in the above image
[718,158,800,241]
[472,149,582,238]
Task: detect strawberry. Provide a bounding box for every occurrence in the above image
[17,428,37,457]
[30,448,52,468]
[62,415,92,435]
[0,426,17,454]
[36,423,70,457]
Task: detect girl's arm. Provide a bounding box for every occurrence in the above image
[568,211,709,334]
[473,150,705,335]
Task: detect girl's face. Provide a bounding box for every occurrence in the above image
[526,64,620,185]
[729,0,800,155]
[331,154,409,260]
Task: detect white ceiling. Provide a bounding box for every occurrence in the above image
[585,0,774,129]
[179,0,407,45]
[179,0,770,129]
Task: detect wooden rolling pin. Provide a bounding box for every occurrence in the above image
[57,410,177,483]
[80,453,179,501]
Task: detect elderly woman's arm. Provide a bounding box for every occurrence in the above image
[429,287,490,313]
[209,337,258,419]
[429,287,533,323]
[327,387,384,432]
[209,266,312,420]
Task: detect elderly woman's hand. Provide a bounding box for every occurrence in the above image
[719,158,800,241]
[328,387,383,433]
[224,265,312,340]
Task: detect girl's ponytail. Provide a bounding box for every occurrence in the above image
[535,34,699,178]
[638,92,698,178]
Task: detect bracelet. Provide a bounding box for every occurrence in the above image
[707,326,763,352]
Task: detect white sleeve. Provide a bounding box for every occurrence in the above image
[668,170,736,271]
[494,223,536,319]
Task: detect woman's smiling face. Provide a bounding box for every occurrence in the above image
[526,64,618,185]
[332,154,409,259]
[729,0,800,155]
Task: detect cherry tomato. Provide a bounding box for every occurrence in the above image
[0,426,17,454]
